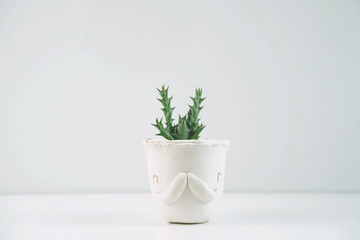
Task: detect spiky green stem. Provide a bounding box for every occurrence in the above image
[152,118,174,140]
[152,86,206,140]
[187,88,206,139]
[156,85,175,131]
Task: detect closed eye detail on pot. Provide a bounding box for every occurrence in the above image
[153,175,159,185]
[217,172,222,183]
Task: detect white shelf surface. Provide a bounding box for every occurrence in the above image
[0,193,359,240]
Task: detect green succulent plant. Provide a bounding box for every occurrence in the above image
[152,85,206,140]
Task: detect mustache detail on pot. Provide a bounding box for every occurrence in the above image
[160,172,188,205]
[187,173,216,203]
[157,172,217,205]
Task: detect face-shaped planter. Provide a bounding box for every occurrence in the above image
[143,139,230,223]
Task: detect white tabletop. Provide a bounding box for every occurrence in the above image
[0,193,359,240]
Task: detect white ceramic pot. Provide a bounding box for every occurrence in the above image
[143,138,230,223]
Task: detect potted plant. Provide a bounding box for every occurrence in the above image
[143,85,230,223]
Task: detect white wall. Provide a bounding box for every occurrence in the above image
[0,0,359,194]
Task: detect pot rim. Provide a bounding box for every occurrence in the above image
[143,138,230,146]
